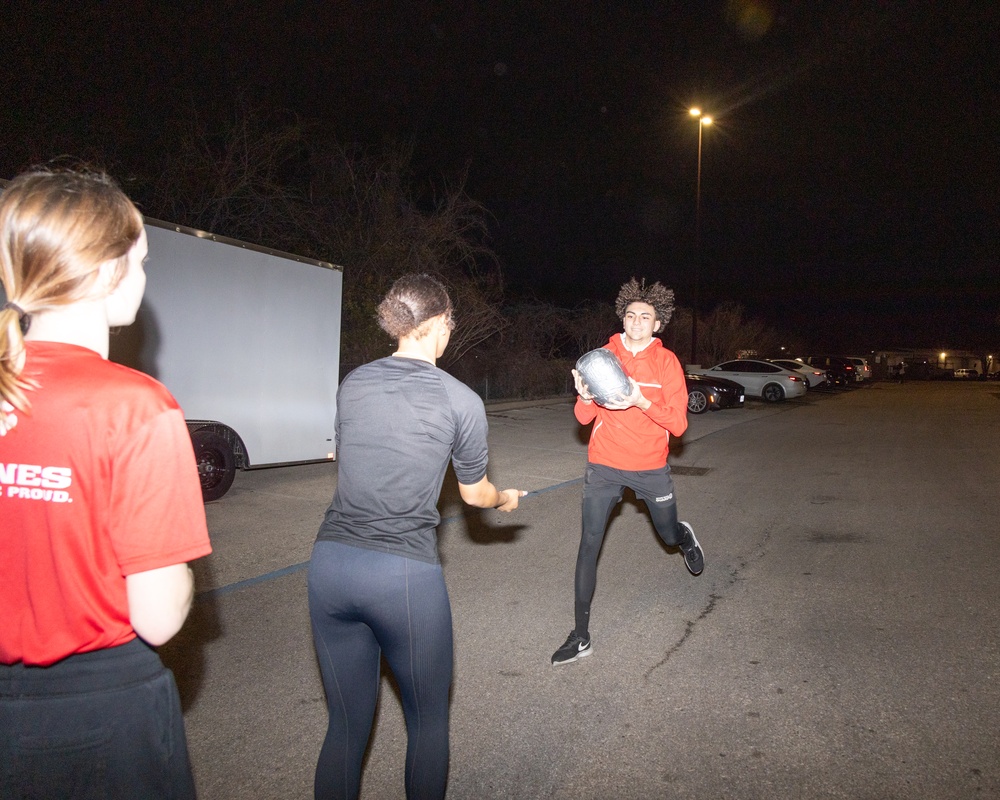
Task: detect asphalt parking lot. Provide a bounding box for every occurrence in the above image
[161,380,1000,799]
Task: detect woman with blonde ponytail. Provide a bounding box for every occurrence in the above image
[0,167,211,798]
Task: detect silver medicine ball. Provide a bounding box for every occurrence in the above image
[575,348,631,405]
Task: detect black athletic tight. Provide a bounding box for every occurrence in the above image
[574,463,683,637]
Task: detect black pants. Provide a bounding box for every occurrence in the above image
[0,638,196,800]
[309,540,452,800]
[574,463,684,636]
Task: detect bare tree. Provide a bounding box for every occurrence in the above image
[449,302,576,400]
[149,104,324,256]
[144,105,506,371]
[698,302,782,366]
[670,306,694,366]
[565,301,620,357]
[309,142,505,367]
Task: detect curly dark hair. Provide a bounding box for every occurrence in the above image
[377,273,453,340]
[613,277,675,325]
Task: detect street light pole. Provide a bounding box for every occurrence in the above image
[689,108,711,367]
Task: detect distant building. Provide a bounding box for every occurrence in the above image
[871,349,991,380]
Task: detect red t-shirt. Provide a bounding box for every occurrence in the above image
[0,342,212,666]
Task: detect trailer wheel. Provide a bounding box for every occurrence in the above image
[191,430,236,501]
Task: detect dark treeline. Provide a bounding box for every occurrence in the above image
[83,106,798,399]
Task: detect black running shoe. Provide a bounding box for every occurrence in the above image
[551,631,593,665]
[678,521,704,575]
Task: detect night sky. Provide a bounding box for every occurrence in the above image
[3,1,998,352]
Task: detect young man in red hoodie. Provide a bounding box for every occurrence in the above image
[552,277,703,665]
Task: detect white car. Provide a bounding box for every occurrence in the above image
[769,358,829,389]
[846,356,871,382]
[690,359,807,402]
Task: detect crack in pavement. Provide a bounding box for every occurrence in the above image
[644,593,720,681]
[644,527,772,680]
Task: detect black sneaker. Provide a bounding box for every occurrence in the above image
[678,521,704,575]
[551,631,593,665]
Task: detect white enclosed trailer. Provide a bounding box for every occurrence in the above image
[108,218,344,500]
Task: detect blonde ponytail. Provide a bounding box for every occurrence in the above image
[0,166,142,428]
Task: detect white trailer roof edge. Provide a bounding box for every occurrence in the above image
[142,216,343,273]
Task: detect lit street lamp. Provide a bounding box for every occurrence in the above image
[689,107,712,367]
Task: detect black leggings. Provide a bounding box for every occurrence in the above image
[574,463,683,636]
[308,540,453,800]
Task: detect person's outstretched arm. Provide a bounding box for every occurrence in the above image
[458,476,526,512]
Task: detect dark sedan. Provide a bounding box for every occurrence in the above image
[685,373,746,414]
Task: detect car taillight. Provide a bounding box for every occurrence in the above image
[788,375,803,382]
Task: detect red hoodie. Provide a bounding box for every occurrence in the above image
[575,334,688,470]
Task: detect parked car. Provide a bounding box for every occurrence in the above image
[689,359,806,402]
[769,358,830,389]
[685,373,746,414]
[799,355,856,388]
[954,368,979,379]
[846,356,872,381]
